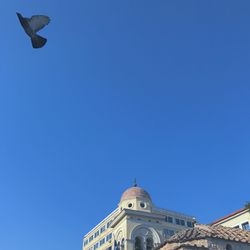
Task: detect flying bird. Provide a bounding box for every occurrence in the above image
[16,12,50,48]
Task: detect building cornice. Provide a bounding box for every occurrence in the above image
[111,208,169,228]
[153,206,196,220]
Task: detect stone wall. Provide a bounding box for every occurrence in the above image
[207,238,250,250]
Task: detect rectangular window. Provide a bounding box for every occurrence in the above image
[89,236,94,242]
[187,221,193,228]
[106,233,112,241]
[100,238,105,246]
[175,218,180,225]
[242,222,250,230]
[180,219,185,226]
[163,229,175,237]
[94,243,99,250]
[100,225,106,233]
[165,216,173,223]
[84,240,88,246]
[94,231,99,238]
[168,217,173,223]
[107,220,113,228]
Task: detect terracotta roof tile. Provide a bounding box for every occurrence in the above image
[166,224,250,244]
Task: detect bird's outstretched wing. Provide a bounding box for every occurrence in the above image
[28,15,50,32]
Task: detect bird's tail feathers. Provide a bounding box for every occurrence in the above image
[31,34,47,48]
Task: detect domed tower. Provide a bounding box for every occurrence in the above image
[82,182,197,250]
[119,183,153,212]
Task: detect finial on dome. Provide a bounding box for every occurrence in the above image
[133,178,137,187]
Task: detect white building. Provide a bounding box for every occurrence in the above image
[211,207,250,231]
[82,184,196,250]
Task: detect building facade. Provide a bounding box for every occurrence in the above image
[211,207,250,231]
[82,185,196,250]
[157,224,250,250]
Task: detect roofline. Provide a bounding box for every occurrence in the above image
[111,207,197,229]
[153,206,196,220]
[83,207,119,238]
[210,207,248,225]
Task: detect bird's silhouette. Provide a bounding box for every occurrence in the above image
[16,12,50,48]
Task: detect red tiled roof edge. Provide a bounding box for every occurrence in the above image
[210,207,248,225]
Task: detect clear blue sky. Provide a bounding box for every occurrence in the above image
[1,1,250,250]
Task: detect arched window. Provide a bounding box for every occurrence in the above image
[117,241,120,250]
[146,237,154,250]
[226,244,232,250]
[114,240,120,250]
[121,238,125,250]
[134,237,143,250]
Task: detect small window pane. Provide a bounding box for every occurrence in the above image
[165,216,173,223]
[146,238,154,250]
[163,229,175,237]
[107,220,113,228]
[100,225,106,233]
[242,222,250,230]
[106,233,112,241]
[180,220,185,226]
[135,237,143,250]
[100,238,105,246]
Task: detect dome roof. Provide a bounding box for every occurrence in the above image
[120,186,152,203]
